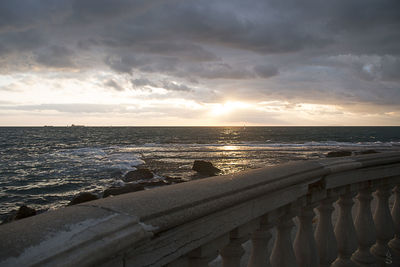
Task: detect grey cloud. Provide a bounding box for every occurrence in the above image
[380,56,400,81]
[131,77,194,92]
[69,0,162,24]
[105,53,178,74]
[254,65,279,78]
[0,1,69,33]
[0,103,126,113]
[105,79,124,91]
[141,43,218,62]
[0,29,44,56]
[187,63,254,80]
[161,81,193,92]
[131,78,156,88]
[35,45,75,68]
[0,0,399,111]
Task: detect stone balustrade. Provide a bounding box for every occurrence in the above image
[1,152,400,267]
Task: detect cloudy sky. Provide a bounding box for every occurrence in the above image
[1,0,399,126]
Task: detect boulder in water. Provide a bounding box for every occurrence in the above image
[14,205,36,220]
[139,180,171,187]
[103,183,145,198]
[192,160,221,176]
[165,176,187,184]
[326,150,352,158]
[357,149,379,155]
[123,168,153,182]
[68,192,99,205]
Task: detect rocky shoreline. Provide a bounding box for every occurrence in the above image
[0,149,380,224]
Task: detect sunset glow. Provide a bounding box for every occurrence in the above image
[0,0,399,126]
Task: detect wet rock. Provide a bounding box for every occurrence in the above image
[139,180,171,187]
[103,183,145,198]
[123,168,153,182]
[68,192,99,206]
[110,170,123,179]
[1,206,39,224]
[357,149,379,155]
[326,150,352,158]
[14,205,36,220]
[192,160,221,176]
[165,176,187,184]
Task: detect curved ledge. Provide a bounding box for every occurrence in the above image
[1,152,399,266]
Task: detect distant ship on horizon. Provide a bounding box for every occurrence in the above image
[70,124,85,127]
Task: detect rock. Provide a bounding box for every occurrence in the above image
[123,168,153,182]
[103,183,145,198]
[326,150,352,158]
[68,192,99,206]
[165,176,187,184]
[357,149,379,155]
[139,180,171,187]
[192,160,221,176]
[14,205,36,220]
[110,170,123,179]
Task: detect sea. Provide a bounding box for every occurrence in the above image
[1,126,400,221]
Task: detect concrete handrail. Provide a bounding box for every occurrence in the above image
[1,152,400,266]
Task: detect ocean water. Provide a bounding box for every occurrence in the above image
[1,126,399,220]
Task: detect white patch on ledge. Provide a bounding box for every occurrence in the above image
[0,214,119,267]
[138,221,159,232]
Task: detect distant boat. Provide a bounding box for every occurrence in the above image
[70,124,85,127]
[44,125,54,127]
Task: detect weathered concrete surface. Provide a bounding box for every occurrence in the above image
[0,152,399,266]
[0,206,152,267]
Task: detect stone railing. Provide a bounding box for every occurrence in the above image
[1,152,400,267]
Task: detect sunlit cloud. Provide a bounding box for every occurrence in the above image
[208,101,253,116]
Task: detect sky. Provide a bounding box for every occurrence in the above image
[0,0,400,126]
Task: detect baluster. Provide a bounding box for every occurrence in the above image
[247,229,272,267]
[371,184,395,265]
[351,186,377,266]
[294,204,319,267]
[270,213,297,267]
[247,217,274,267]
[188,235,229,267]
[220,238,245,267]
[220,221,258,267]
[331,190,358,267]
[389,185,400,256]
[315,196,338,267]
[188,250,217,267]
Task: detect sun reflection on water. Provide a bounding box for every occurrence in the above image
[221,145,240,150]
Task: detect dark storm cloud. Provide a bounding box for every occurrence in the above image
[1,0,400,109]
[254,65,279,79]
[380,56,400,82]
[0,1,68,32]
[35,45,75,68]
[0,29,44,56]
[186,63,255,80]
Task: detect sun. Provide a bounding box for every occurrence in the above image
[209,101,252,116]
